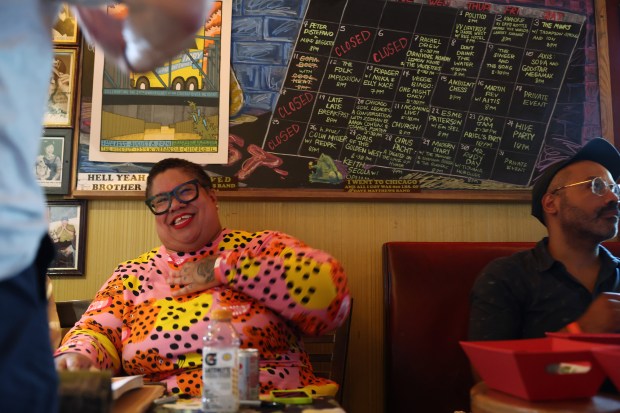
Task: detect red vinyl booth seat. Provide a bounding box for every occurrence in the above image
[382,241,620,413]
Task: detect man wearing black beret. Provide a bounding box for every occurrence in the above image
[469,138,620,341]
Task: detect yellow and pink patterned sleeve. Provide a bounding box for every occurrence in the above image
[54,273,126,372]
[214,230,350,336]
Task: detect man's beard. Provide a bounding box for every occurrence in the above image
[559,199,619,243]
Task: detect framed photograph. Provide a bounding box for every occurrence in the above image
[45,48,78,128]
[52,4,79,45]
[37,129,73,195]
[46,200,87,276]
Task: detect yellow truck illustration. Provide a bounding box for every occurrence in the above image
[130,16,213,93]
[131,48,206,91]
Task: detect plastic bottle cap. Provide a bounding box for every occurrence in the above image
[211,309,233,321]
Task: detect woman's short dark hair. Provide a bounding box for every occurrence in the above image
[145,158,212,197]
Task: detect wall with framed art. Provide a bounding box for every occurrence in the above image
[45,3,80,193]
[45,6,83,277]
[47,4,79,130]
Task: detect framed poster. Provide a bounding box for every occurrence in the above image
[37,129,73,195]
[47,200,87,276]
[45,48,78,128]
[87,1,231,164]
[52,4,79,45]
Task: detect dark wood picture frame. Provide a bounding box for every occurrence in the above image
[37,129,73,195]
[601,0,620,146]
[46,199,87,276]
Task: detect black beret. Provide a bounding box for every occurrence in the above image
[531,138,620,225]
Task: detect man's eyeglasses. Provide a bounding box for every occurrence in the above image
[145,179,207,215]
[550,176,620,197]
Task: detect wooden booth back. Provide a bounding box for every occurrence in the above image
[382,241,620,413]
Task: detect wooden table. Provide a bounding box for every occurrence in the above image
[151,396,345,412]
[58,370,345,413]
[471,382,620,413]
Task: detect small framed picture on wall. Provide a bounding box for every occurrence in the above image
[52,4,79,45]
[45,48,78,128]
[37,129,73,195]
[46,199,87,276]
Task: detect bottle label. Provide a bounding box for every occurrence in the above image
[203,347,238,412]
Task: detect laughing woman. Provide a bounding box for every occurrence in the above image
[55,158,351,399]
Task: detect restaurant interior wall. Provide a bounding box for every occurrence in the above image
[52,199,548,413]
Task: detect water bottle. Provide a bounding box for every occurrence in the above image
[202,309,240,413]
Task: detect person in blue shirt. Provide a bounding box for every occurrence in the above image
[0,1,208,412]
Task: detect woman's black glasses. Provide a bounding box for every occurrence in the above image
[145,179,205,215]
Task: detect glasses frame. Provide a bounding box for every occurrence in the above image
[145,179,207,215]
[550,176,620,197]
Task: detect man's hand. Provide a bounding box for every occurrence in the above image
[168,256,220,296]
[575,292,620,333]
[55,353,97,371]
[72,0,209,73]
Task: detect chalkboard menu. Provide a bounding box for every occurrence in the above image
[264,0,585,189]
[74,0,599,199]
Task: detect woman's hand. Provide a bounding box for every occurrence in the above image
[168,256,220,296]
[55,353,97,371]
